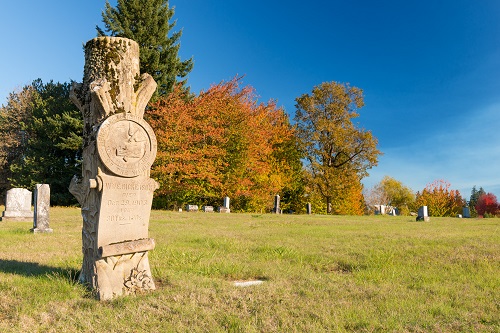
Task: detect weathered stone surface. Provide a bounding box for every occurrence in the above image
[1,188,33,222]
[273,194,281,214]
[306,203,312,215]
[69,37,158,300]
[31,184,52,233]
[186,205,199,212]
[219,207,231,213]
[99,238,156,258]
[202,206,214,212]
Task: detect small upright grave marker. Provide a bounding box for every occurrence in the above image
[416,206,430,222]
[462,207,471,218]
[31,184,52,233]
[306,203,312,215]
[220,196,230,213]
[1,188,33,222]
[273,195,281,214]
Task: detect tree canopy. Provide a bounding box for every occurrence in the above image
[294,81,381,213]
[146,78,303,212]
[415,180,465,217]
[366,176,415,215]
[0,80,82,205]
[97,0,193,97]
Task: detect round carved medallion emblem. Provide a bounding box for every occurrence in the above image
[97,113,157,177]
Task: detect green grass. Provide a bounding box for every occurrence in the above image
[0,207,498,332]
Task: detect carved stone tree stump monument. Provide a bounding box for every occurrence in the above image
[69,37,158,300]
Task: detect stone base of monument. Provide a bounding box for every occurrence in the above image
[1,211,34,222]
[219,207,230,213]
[95,238,156,300]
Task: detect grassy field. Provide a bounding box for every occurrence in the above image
[0,206,498,332]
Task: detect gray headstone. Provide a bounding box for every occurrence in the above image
[220,196,231,213]
[417,206,430,222]
[186,204,199,212]
[202,205,214,212]
[31,184,52,233]
[1,188,33,221]
[462,207,471,218]
[273,195,281,214]
[306,202,312,215]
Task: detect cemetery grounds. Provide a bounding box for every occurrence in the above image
[0,206,498,332]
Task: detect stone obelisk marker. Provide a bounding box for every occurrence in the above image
[69,37,158,300]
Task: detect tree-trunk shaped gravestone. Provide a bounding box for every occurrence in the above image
[69,37,158,300]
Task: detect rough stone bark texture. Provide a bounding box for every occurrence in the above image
[69,37,158,300]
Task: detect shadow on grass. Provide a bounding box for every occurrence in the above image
[0,259,80,282]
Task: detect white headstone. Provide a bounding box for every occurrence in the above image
[202,206,214,212]
[220,196,231,213]
[223,196,230,209]
[185,204,199,212]
[1,188,33,222]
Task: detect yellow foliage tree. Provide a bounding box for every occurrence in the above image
[415,180,465,217]
[294,82,381,214]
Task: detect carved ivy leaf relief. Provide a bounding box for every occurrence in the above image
[124,268,154,292]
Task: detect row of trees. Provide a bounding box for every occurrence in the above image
[365,177,499,217]
[3,0,499,217]
[1,0,383,213]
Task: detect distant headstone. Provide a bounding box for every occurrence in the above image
[416,206,430,222]
[273,195,281,214]
[462,207,471,218]
[219,196,231,213]
[202,206,214,212]
[186,205,199,212]
[306,203,312,215]
[1,188,33,222]
[31,184,52,233]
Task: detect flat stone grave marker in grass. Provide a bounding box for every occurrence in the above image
[186,204,199,212]
[202,205,214,212]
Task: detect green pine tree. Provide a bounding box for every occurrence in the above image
[6,80,83,206]
[97,0,193,98]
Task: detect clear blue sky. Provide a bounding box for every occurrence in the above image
[1,0,500,199]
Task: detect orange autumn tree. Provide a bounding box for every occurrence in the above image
[146,78,299,211]
[415,180,465,217]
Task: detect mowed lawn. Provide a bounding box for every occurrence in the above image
[0,207,498,332]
